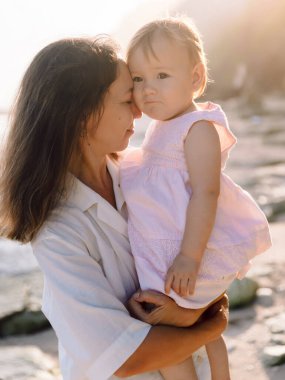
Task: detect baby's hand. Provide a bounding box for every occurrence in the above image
[165,254,200,297]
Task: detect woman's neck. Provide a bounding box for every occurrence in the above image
[77,156,108,189]
[70,153,117,208]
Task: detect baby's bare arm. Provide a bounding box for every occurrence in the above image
[165,121,221,297]
[182,121,221,262]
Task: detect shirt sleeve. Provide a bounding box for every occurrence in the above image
[32,227,151,380]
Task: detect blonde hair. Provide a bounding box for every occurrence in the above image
[127,17,208,98]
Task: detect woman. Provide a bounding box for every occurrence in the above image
[0,36,228,380]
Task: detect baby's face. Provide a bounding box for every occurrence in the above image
[128,33,196,121]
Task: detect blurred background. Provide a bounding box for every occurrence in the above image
[0,1,284,379]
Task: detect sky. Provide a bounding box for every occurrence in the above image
[0,0,173,110]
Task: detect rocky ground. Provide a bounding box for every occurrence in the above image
[226,222,285,380]
[0,222,284,379]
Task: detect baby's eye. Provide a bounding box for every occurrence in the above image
[132,76,143,82]
[157,73,169,79]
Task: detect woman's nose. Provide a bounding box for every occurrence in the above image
[131,101,142,119]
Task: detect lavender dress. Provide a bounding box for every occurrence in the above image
[120,102,271,308]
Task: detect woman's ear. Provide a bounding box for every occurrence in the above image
[191,62,205,92]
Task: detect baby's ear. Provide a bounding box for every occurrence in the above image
[191,62,205,92]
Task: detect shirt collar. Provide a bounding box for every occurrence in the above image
[107,156,125,212]
[66,156,125,213]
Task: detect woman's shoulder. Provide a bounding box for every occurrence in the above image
[31,201,103,263]
[32,179,95,247]
[32,204,86,244]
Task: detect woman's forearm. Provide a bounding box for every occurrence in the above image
[115,325,210,377]
[115,298,228,377]
[115,325,209,377]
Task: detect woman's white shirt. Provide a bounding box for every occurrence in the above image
[31,157,163,380]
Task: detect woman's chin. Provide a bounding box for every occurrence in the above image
[115,138,132,153]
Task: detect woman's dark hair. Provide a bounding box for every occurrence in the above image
[0,36,119,243]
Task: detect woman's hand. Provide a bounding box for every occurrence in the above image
[128,290,183,325]
[128,290,229,330]
[118,292,229,377]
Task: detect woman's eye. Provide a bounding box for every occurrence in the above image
[133,76,142,82]
[158,73,168,79]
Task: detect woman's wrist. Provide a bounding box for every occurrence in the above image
[171,306,192,327]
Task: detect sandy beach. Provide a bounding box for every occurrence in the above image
[227,222,285,380]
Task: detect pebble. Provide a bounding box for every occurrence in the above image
[256,287,274,307]
[266,313,285,334]
[276,284,285,294]
[0,309,50,337]
[229,306,256,324]
[0,271,49,337]
[271,334,285,345]
[227,277,258,309]
[260,307,282,320]
[263,346,285,366]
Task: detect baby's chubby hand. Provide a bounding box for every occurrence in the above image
[165,254,200,297]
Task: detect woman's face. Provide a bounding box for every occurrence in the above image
[84,61,141,156]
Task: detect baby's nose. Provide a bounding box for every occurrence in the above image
[143,81,156,96]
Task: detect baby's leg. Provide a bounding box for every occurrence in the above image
[160,357,198,380]
[206,336,231,380]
